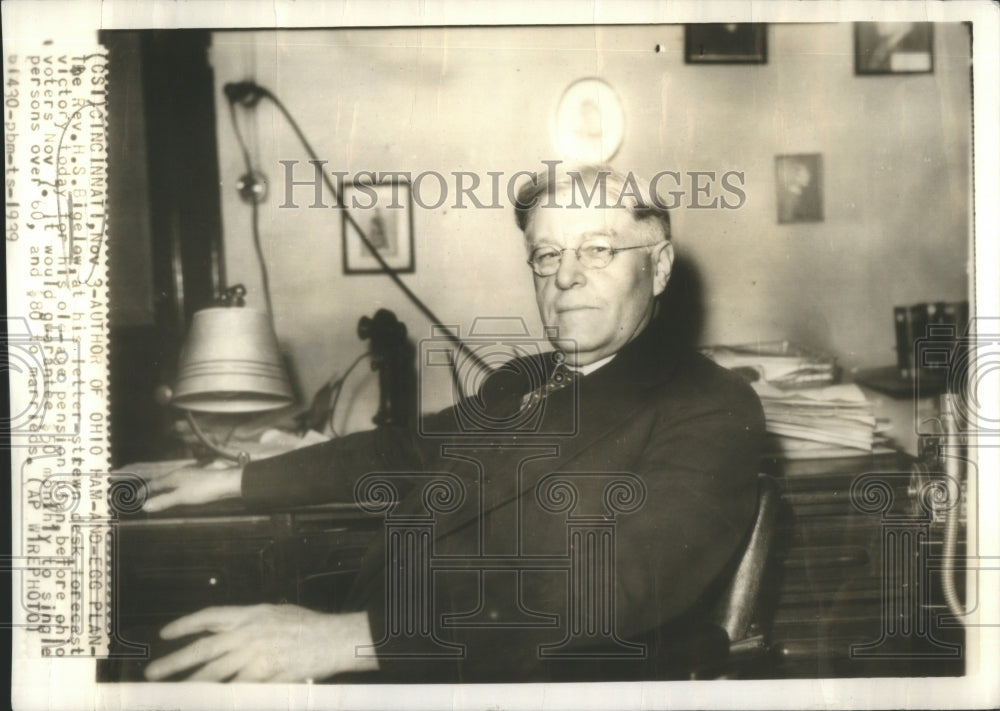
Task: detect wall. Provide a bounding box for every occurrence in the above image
[208,24,970,433]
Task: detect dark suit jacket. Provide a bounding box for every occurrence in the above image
[242,316,765,682]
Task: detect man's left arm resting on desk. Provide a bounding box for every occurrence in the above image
[141,422,435,512]
[140,410,466,682]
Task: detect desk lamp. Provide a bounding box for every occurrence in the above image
[170,285,294,465]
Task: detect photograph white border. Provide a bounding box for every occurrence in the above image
[5,1,998,710]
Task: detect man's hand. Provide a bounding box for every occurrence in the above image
[141,461,244,513]
[143,605,378,682]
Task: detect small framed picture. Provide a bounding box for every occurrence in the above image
[684,24,767,64]
[341,180,414,274]
[855,22,934,75]
[776,154,823,224]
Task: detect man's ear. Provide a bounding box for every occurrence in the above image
[651,240,674,297]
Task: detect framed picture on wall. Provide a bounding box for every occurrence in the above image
[855,22,934,75]
[684,23,767,64]
[341,180,414,274]
[776,153,823,224]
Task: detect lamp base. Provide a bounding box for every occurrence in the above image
[183,411,252,466]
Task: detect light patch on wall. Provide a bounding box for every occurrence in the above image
[775,153,823,224]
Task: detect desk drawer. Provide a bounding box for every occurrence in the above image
[115,518,279,618]
[288,520,382,609]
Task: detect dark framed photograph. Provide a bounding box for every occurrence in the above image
[855,22,934,75]
[776,153,823,224]
[341,180,414,274]
[684,23,767,64]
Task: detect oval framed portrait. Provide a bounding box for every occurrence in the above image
[552,77,625,163]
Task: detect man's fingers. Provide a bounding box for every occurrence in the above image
[142,490,185,513]
[232,659,278,682]
[142,468,243,513]
[142,474,208,512]
[159,606,246,639]
[185,648,254,682]
[144,472,179,495]
[144,632,235,680]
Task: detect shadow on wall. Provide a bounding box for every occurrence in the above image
[657,252,705,352]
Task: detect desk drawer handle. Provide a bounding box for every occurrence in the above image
[294,523,351,535]
[784,546,869,568]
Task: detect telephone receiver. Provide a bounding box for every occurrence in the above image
[358,309,416,427]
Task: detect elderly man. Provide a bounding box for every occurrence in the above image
[142,164,765,683]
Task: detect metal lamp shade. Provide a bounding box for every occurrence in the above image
[172,307,294,413]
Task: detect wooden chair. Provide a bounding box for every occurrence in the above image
[693,473,781,678]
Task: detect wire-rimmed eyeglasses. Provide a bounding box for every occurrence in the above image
[527,240,664,277]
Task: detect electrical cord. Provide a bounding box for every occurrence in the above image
[226,98,274,316]
[327,351,370,437]
[939,394,968,624]
[222,81,493,378]
[941,476,965,622]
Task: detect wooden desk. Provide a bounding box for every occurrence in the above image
[762,452,965,678]
[100,451,965,681]
[99,500,383,682]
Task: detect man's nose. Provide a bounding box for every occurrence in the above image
[554,250,586,290]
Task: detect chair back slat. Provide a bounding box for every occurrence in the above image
[717,473,780,642]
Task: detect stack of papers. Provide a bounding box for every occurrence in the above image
[705,342,836,389]
[751,382,893,459]
[703,342,890,459]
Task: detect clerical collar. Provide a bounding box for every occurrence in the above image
[565,353,616,376]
